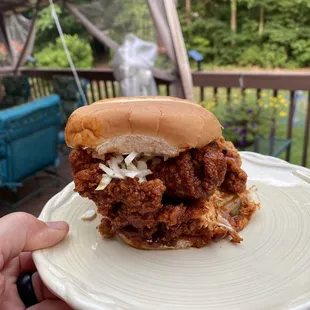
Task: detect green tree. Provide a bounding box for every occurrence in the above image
[185,0,192,24]
[230,0,237,33]
[35,4,89,52]
[109,0,155,43]
[178,0,310,68]
[34,34,93,68]
[241,0,274,35]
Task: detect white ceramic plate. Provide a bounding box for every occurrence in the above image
[33,152,310,310]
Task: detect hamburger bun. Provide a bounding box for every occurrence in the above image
[118,234,193,250]
[65,96,222,157]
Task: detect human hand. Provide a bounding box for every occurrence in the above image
[0,212,72,309]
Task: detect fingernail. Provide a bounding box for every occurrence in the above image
[46,221,68,230]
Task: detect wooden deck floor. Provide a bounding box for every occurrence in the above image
[0,153,73,218]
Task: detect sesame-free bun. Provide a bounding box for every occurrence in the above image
[65,96,222,156]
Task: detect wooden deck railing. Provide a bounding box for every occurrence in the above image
[20,68,171,103]
[19,68,310,168]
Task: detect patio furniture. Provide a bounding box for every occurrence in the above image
[245,136,292,158]
[0,94,61,208]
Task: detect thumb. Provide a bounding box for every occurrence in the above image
[0,212,69,268]
[28,299,72,310]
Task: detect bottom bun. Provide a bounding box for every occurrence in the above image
[118,234,193,250]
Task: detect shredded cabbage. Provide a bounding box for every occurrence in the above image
[136,169,152,178]
[80,209,97,220]
[96,152,156,188]
[124,151,138,166]
[120,169,139,178]
[137,161,147,170]
[107,158,124,179]
[98,163,115,177]
[138,177,147,183]
[127,163,139,171]
[95,174,112,190]
[115,154,124,164]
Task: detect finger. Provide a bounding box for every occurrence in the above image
[28,299,72,310]
[19,252,36,273]
[0,212,69,268]
[1,253,36,277]
[31,272,57,301]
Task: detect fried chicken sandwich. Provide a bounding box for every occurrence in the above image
[65,96,259,250]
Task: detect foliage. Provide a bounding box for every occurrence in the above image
[291,40,310,66]
[177,0,310,68]
[1,76,30,108]
[31,0,310,69]
[34,34,93,68]
[201,91,288,147]
[185,35,210,55]
[109,0,155,44]
[239,44,287,67]
[35,4,88,53]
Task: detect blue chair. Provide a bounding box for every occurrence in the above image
[0,94,62,207]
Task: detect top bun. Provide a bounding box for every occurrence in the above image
[65,96,222,157]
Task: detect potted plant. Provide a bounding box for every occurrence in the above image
[201,91,288,150]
